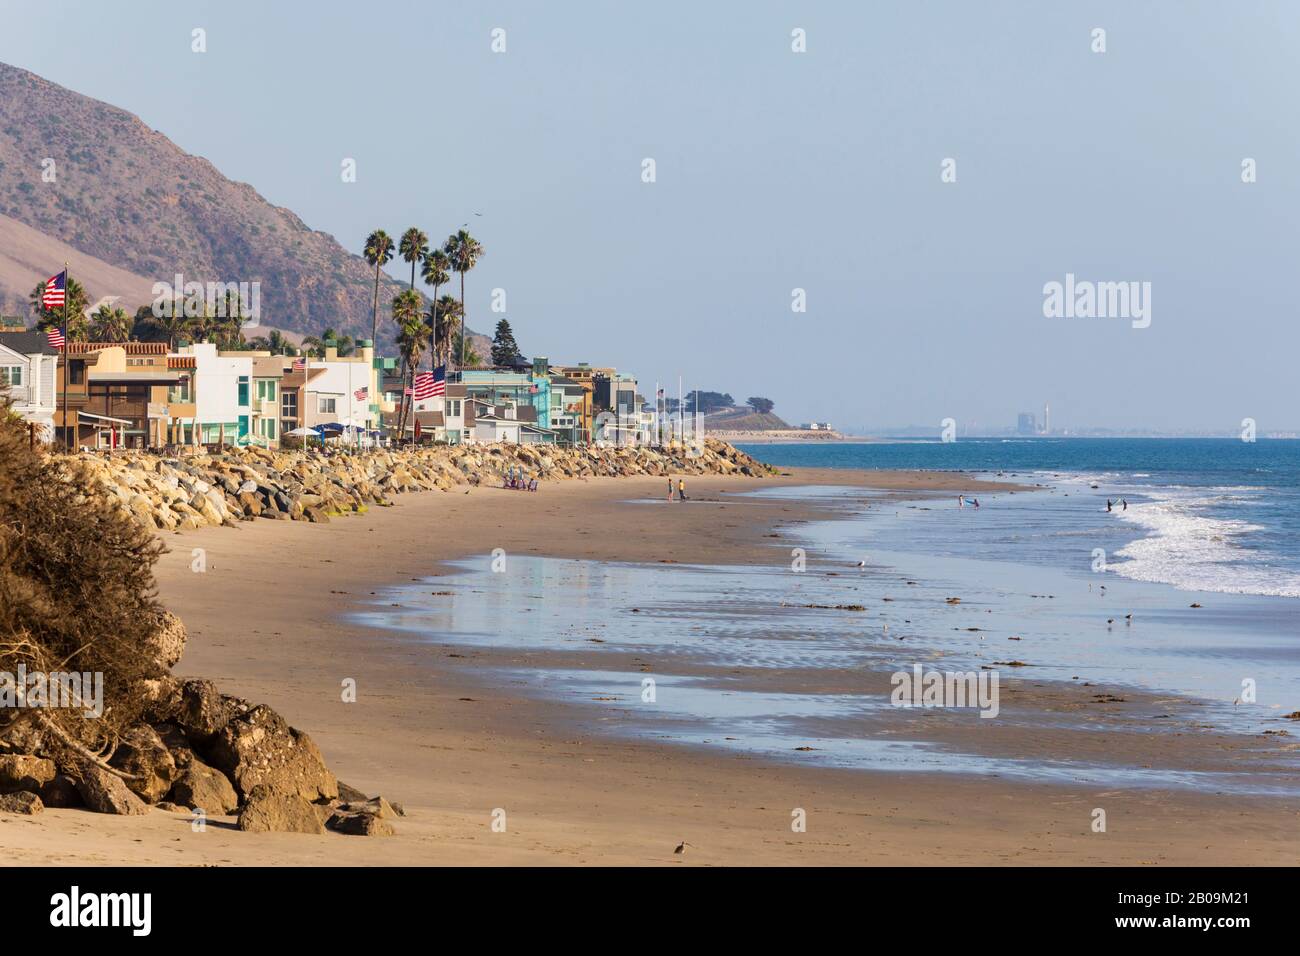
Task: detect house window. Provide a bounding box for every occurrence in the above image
[281,390,297,419]
[168,375,191,403]
[68,360,85,385]
[237,376,249,406]
[449,399,461,417]
[318,396,336,414]
[259,417,277,440]
[0,366,21,387]
[257,380,276,403]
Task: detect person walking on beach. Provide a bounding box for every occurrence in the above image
[1106,499,1113,512]
[1121,498,1128,511]
[677,477,687,502]
[668,477,674,502]
[958,495,965,509]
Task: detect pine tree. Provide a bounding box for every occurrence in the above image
[490,319,521,366]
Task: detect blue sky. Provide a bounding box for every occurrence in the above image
[3,0,1298,431]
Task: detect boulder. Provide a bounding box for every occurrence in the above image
[143,610,187,670]
[168,757,239,815]
[0,754,57,793]
[139,676,183,724]
[329,811,395,836]
[0,790,43,815]
[336,780,369,803]
[0,719,46,756]
[338,796,401,820]
[109,725,179,803]
[74,766,150,815]
[174,679,248,744]
[207,704,337,802]
[236,784,325,834]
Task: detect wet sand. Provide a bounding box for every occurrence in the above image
[7,468,1298,865]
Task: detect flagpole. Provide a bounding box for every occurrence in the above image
[61,262,69,452]
[654,380,659,448]
[677,376,682,443]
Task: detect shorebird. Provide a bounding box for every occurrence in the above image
[855,559,866,568]
[674,841,692,855]
[1125,614,1132,624]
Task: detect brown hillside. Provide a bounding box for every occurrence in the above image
[0,61,487,352]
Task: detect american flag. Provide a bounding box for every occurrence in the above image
[411,370,437,401]
[46,327,65,349]
[354,385,368,401]
[42,271,67,309]
[292,357,306,371]
[428,365,446,397]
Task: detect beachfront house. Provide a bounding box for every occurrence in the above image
[177,343,253,446]
[0,330,59,442]
[457,363,552,428]
[250,357,285,448]
[56,342,183,449]
[471,400,556,445]
[303,342,379,436]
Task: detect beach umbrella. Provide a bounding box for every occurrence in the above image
[287,425,321,450]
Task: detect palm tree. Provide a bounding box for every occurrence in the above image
[318,327,355,357]
[363,229,395,348]
[89,304,131,342]
[433,294,462,369]
[399,228,428,290]
[442,230,484,370]
[420,249,451,369]
[153,299,192,351]
[300,335,326,358]
[391,289,426,441]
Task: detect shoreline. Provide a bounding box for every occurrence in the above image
[7,467,1298,865]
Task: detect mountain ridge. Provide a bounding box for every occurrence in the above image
[0,61,485,353]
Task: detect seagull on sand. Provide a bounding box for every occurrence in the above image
[674,841,692,855]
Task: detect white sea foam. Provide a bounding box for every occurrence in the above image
[1110,492,1300,597]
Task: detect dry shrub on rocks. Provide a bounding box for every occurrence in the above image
[0,402,166,771]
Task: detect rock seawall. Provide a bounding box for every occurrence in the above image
[66,439,774,533]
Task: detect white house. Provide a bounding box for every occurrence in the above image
[0,331,59,442]
[178,343,254,445]
[303,345,377,433]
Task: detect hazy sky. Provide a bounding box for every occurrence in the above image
[3,1,1298,431]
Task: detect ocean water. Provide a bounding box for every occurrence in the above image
[351,438,1300,791]
[738,439,1300,599]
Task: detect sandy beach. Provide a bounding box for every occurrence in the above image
[7,468,1297,866]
